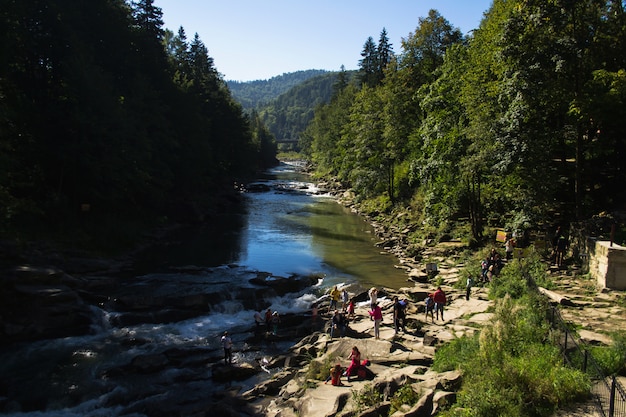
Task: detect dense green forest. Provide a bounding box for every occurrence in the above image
[0,0,277,247]
[230,70,356,150]
[227,69,328,109]
[302,2,626,243]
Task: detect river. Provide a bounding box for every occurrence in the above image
[0,161,409,416]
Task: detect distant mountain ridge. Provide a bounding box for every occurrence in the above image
[227,69,329,109]
[228,69,358,148]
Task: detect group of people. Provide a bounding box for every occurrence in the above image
[325,346,371,386]
[423,286,447,322]
[480,247,504,282]
[253,308,281,336]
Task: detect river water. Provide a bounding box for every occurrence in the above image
[0,162,409,416]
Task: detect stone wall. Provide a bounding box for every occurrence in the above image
[589,239,626,290]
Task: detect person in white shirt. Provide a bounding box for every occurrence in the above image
[220,331,233,365]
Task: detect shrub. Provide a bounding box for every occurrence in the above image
[589,331,626,376]
[434,290,591,417]
[351,383,383,414]
[389,384,421,415]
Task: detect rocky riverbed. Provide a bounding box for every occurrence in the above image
[2,171,625,416]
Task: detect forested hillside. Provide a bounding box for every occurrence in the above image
[227,70,328,109]
[303,3,626,243]
[258,71,359,148]
[0,0,277,247]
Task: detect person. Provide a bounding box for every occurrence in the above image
[347,297,355,319]
[368,287,378,309]
[311,303,318,321]
[346,346,361,382]
[325,363,344,386]
[341,288,349,312]
[330,310,346,339]
[466,275,474,301]
[424,294,435,322]
[556,233,567,268]
[329,286,341,312]
[264,308,272,333]
[393,296,407,334]
[433,287,447,321]
[480,257,490,282]
[505,237,515,260]
[254,310,263,328]
[271,311,281,335]
[368,302,383,339]
[220,331,233,365]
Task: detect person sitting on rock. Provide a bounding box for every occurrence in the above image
[346,346,361,382]
[325,363,344,386]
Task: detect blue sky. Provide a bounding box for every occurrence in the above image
[154,0,493,82]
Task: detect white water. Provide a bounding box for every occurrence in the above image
[0,162,407,416]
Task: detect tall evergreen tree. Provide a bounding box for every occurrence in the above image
[376,28,394,82]
[358,36,379,87]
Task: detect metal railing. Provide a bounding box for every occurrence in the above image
[548,305,626,417]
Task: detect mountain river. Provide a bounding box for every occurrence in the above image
[0,161,409,416]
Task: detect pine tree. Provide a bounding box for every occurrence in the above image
[358,36,378,87]
[376,28,393,82]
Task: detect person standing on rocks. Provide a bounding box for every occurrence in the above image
[341,288,349,312]
[347,297,355,320]
[254,310,263,328]
[221,331,233,365]
[329,286,341,313]
[265,308,272,333]
[331,310,347,339]
[368,302,383,339]
[466,275,474,301]
[271,311,281,335]
[424,294,435,322]
[393,296,407,334]
[433,287,447,321]
[368,287,378,309]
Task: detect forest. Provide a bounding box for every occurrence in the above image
[0,0,277,248]
[301,0,626,244]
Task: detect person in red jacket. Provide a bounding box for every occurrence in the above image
[433,287,447,320]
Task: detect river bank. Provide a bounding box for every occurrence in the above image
[1,161,621,416]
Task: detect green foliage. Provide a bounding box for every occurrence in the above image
[589,332,626,376]
[306,356,335,381]
[305,1,626,243]
[228,70,328,108]
[489,250,550,300]
[432,334,480,373]
[351,384,383,414]
[0,0,273,246]
[434,272,591,416]
[389,384,421,415]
